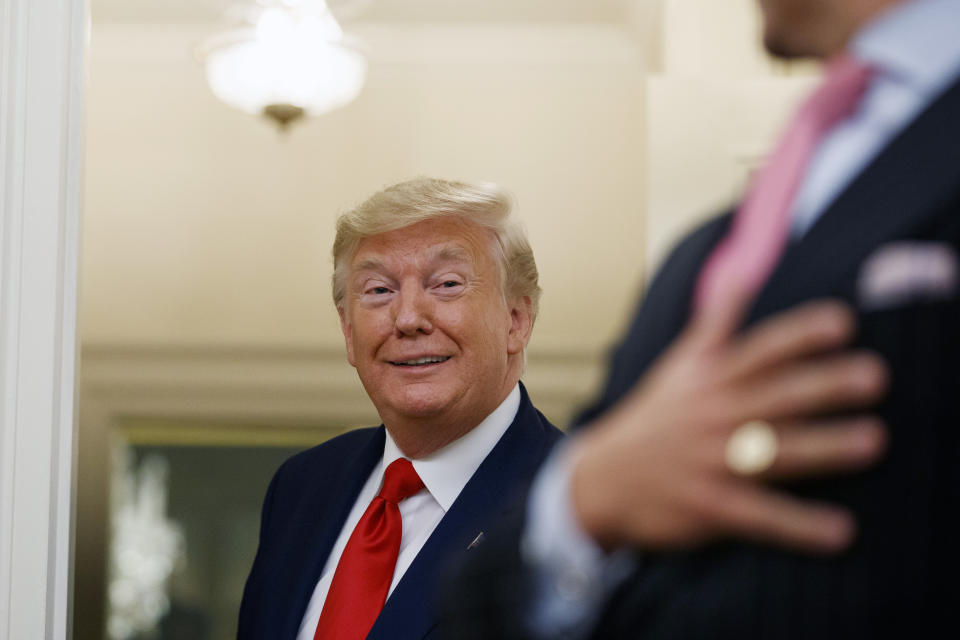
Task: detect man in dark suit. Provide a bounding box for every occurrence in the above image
[237,178,563,640]
[442,0,960,637]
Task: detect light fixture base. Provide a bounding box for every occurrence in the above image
[263,103,306,129]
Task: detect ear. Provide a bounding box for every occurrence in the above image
[506,296,533,355]
[338,305,357,368]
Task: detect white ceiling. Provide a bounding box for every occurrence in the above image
[90,0,633,25]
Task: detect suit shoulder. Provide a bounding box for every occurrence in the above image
[660,213,732,275]
[639,211,732,328]
[274,426,382,482]
[640,211,732,320]
[531,407,564,444]
[570,212,732,427]
[515,384,564,446]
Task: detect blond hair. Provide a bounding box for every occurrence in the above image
[332,177,540,321]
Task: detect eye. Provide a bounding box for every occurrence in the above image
[364,285,391,295]
[434,278,464,292]
[430,274,466,294]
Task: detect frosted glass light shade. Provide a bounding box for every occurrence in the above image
[205,33,366,116]
[200,4,367,123]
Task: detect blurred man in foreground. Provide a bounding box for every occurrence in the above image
[237,178,562,640]
[443,0,960,637]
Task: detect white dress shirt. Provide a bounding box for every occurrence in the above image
[295,384,520,640]
[524,0,960,635]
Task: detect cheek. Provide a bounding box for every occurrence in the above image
[351,314,392,353]
[433,297,512,352]
[466,309,512,356]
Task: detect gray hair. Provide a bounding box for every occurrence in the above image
[332,177,541,322]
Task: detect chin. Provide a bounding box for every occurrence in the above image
[764,33,790,58]
[383,387,453,419]
[761,14,836,60]
[763,30,807,59]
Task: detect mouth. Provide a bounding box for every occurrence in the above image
[388,356,452,367]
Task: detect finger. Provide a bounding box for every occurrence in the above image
[724,299,855,382]
[737,351,888,422]
[685,281,755,352]
[761,416,887,480]
[714,484,857,553]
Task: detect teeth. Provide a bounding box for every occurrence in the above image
[396,356,450,366]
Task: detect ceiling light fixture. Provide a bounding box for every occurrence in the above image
[198,0,367,130]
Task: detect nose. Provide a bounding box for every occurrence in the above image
[393,282,434,336]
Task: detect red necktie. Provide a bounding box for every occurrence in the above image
[313,458,424,640]
[694,54,874,311]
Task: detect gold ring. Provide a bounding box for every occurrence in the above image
[725,420,778,476]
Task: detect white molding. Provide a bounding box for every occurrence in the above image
[0,0,85,637]
[80,343,602,428]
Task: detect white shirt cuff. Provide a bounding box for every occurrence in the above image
[521,438,636,638]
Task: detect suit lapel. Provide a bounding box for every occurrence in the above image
[280,428,385,639]
[751,75,960,319]
[368,384,560,640]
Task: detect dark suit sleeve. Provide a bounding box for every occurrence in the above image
[236,460,284,639]
[438,215,731,640]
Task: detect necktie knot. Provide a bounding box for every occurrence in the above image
[798,53,874,134]
[378,458,424,504]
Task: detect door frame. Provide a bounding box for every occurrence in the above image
[0,0,85,637]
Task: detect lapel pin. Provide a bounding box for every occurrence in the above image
[467,532,485,550]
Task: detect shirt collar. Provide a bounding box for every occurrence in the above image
[380,383,521,511]
[852,0,960,95]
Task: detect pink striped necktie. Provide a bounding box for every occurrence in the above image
[694,54,874,311]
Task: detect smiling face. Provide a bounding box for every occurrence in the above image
[339,216,532,457]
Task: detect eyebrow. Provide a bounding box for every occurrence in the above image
[351,245,473,275]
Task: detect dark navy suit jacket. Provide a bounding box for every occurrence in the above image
[237,383,562,640]
[441,75,960,640]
